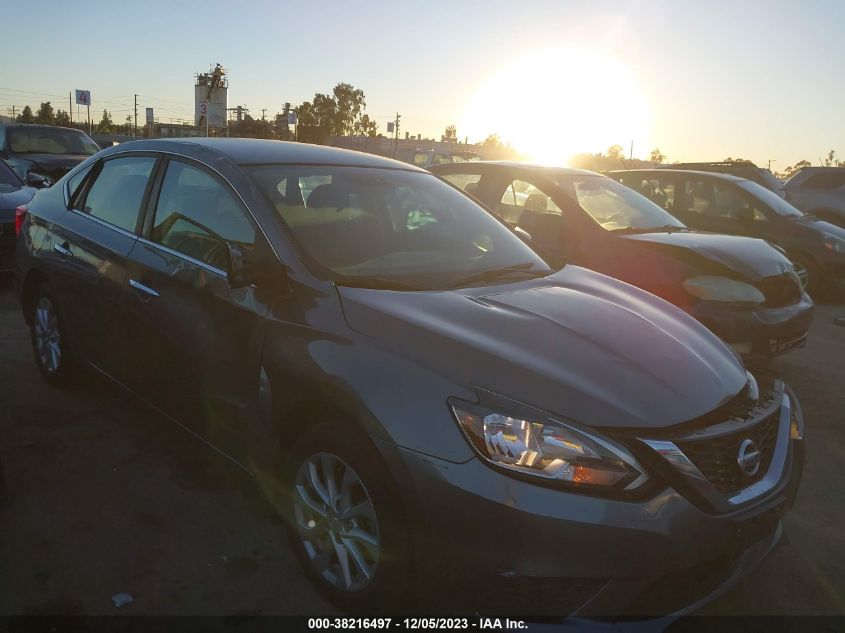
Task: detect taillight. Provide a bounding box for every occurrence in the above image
[15,205,29,235]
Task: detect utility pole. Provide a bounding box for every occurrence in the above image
[393,112,401,159]
[69,92,73,125]
[10,106,16,123]
[261,108,267,121]
[134,94,138,139]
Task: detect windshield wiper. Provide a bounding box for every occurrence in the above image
[447,262,547,288]
[614,224,688,233]
[334,277,423,291]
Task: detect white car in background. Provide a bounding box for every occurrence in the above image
[783,167,845,228]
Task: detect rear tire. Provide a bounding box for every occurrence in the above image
[29,283,75,386]
[285,422,411,613]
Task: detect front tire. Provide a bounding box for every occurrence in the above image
[29,284,75,385]
[286,422,411,612]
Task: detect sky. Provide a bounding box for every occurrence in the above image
[1,0,843,170]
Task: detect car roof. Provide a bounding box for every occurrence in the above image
[430,160,600,177]
[608,168,747,183]
[0,123,91,134]
[110,138,425,171]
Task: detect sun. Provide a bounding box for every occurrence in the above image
[459,48,652,165]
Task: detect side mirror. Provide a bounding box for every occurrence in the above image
[226,242,257,289]
[25,171,52,189]
[514,225,533,244]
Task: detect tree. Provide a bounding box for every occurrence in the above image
[295,82,376,142]
[332,83,365,136]
[482,133,503,147]
[35,101,55,124]
[55,109,71,127]
[96,109,114,133]
[650,148,666,165]
[443,125,457,142]
[782,159,812,179]
[354,113,378,137]
[19,105,34,123]
[823,150,837,167]
[606,145,625,161]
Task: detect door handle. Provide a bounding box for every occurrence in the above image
[129,278,160,298]
[53,242,73,258]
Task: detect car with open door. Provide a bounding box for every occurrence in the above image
[431,162,813,362]
[15,140,804,616]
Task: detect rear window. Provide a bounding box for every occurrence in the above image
[8,127,100,156]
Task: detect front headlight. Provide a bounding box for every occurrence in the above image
[683,275,765,305]
[823,234,845,254]
[450,400,649,492]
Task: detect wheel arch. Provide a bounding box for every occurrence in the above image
[20,267,49,325]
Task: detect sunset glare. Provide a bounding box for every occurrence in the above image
[460,49,652,165]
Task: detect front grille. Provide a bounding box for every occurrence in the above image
[675,412,780,495]
[758,274,802,307]
[770,331,807,355]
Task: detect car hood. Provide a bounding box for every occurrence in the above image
[16,153,90,169]
[620,231,792,280]
[338,266,747,430]
[0,186,36,221]
[793,216,845,239]
[10,153,90,181]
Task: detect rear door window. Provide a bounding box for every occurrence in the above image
[150,160,256,270]
[80,156,156,232]
[499,179,561,225]
[441,173,483,199]
[683,179,767,222]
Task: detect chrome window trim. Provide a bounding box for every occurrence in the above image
[68,207,139,240]
[135,236,226,277]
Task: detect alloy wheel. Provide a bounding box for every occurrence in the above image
[293,452,380,592]
[34,296,61,374]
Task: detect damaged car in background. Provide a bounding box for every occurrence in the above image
[0,123,100,188]
[431,162,814,362]
[15,139,805,615]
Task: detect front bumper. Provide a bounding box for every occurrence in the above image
[384,383,803,616]
[689,294,814,360]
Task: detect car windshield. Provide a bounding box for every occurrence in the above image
[552,174,686,231]
[7,127,100,156]
[0,160,22,189]
[246,165,551,289]
[737,180,804,218]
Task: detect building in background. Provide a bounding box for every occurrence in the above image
[195,64,228,130]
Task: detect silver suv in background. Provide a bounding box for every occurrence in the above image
[782,167,845,229]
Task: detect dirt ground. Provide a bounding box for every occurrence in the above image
[1,275,843,617]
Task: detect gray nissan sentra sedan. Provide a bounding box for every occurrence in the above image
[14,139,804,615]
